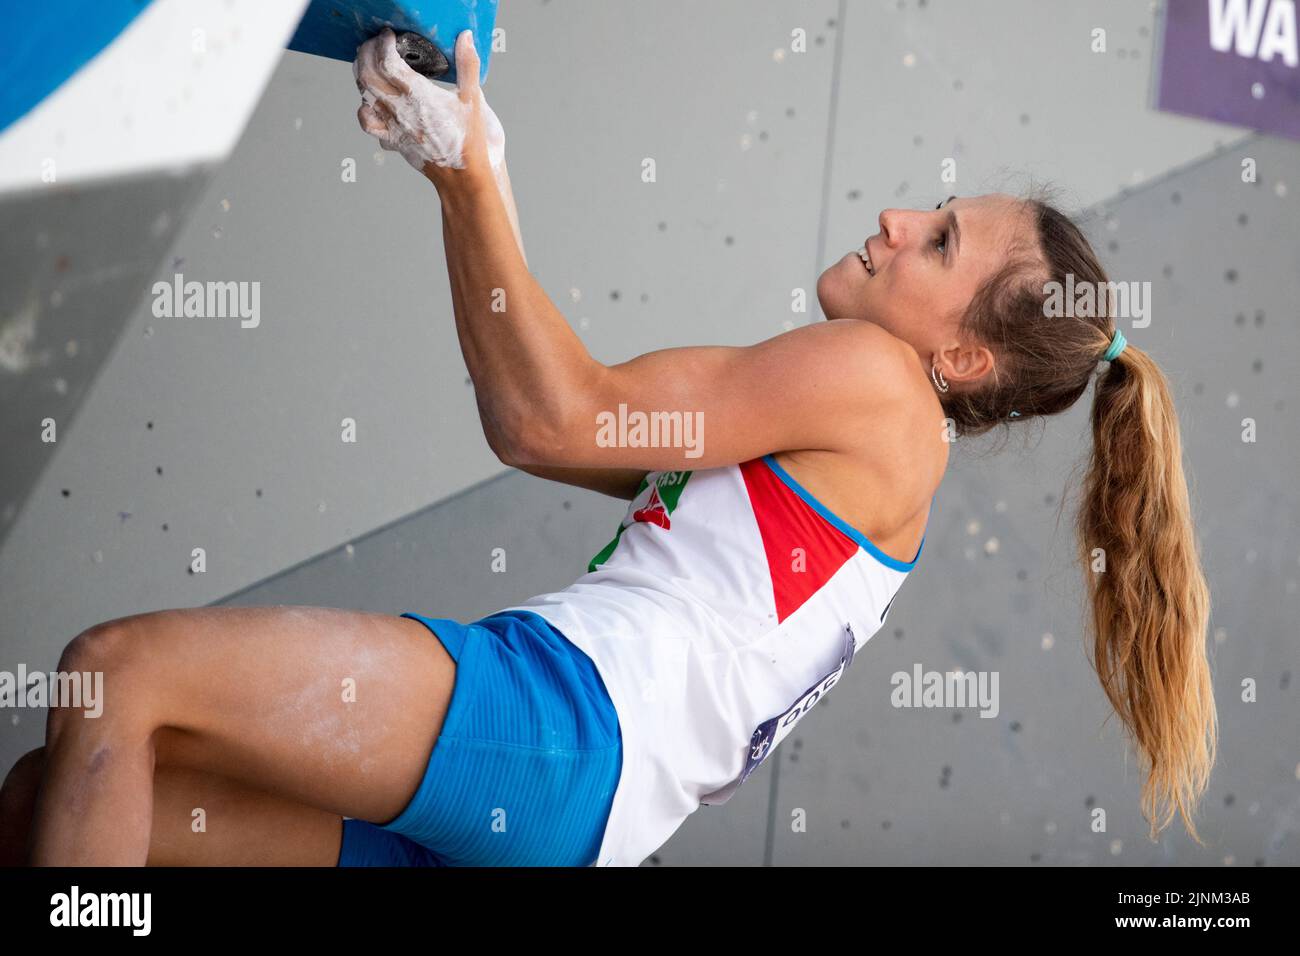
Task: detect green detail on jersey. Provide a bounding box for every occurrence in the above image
[587,470,692,572]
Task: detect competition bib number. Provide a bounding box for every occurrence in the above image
[700,624,857,806]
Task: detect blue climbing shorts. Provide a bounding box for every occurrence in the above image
[336,608,622,867]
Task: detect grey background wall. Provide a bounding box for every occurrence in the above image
[2,0,1297,865]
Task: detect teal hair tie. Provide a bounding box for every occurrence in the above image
[1102,328,1127,362]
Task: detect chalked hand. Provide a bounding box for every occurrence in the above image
[354,28,504,184]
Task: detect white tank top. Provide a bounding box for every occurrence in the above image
[499,453,929,866]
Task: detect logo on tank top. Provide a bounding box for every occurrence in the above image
[588,470,692,571]
[632,485,671,528]
[631,471,690,529]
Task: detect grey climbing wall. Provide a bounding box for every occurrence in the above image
[2,0,1297,865]
[0,169,213,546]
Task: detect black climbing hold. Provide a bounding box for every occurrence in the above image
[395,32,450,79]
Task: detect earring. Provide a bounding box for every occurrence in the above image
[930,364,949,393]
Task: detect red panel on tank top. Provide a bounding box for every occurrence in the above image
[739,458,859,623]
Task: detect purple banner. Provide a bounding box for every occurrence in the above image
[1156,0,1300,140]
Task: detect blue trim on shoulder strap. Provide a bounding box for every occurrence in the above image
[761,454,928,573]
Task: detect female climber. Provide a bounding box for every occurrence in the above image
[0,29,1214,867]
